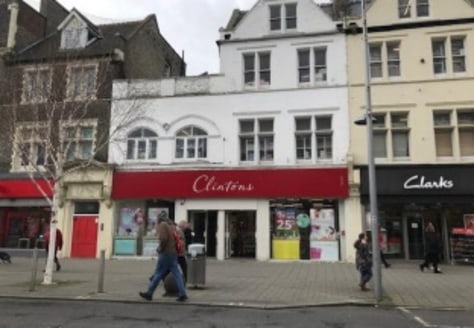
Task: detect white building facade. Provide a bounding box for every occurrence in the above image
[108,0,361,262]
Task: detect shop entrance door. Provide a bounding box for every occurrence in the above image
[406,214,424,259]
[188,211,217,257]
[71,215,98,258]
[225,211,256,259]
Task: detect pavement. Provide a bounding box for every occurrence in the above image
[1,252,473,310]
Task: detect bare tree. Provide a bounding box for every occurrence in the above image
[0,55,145,284]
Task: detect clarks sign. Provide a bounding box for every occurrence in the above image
[403,175,454,190]
[360,166,473,196]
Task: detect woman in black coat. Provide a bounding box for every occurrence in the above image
[420,222,442,274]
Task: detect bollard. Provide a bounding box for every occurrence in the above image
[97,249,105,293]
[29,247,39,292]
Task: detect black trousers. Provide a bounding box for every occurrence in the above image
[380,250,390,267]
[421,252,439,271]
[45,247,61,270]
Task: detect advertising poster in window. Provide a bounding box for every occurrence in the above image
[310,208,338,261]
[273,208,298,239]
[464,214,474,231]
[147,208,169,236]
[118,208,139,236]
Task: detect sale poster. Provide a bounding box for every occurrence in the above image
[273,208,298,239]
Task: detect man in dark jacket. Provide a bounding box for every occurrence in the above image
[139,217,188,302]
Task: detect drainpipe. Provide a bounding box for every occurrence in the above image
[7,1,20,50]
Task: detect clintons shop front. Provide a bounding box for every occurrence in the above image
[111,167,352,261]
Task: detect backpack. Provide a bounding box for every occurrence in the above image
[173,230,184,255]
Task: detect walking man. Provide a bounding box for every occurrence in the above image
[139,217,188,302]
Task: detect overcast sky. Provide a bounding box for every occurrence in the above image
[24,0,330,75]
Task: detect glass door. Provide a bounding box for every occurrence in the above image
[407,214,424,259]
[225,211,256,258]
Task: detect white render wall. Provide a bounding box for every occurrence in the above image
[110,85,349,168]
[218,34,348,91]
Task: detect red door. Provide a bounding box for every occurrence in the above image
[71,215,98,258]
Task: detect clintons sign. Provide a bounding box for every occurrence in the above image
[112,168,348,199]
[192,174,255,194]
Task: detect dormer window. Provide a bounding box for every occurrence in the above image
[269,2,297,32]
[398,0,429,19]
[61,27,88,49]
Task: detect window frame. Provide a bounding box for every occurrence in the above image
[11,123,49,172]
[297,46,328,85]
[432,38,447,75]
[21,67,52,104]
[66,64,98,101]
[126,128,158,161]
[175,126,208,161]
[269,2,297,32]
[243,51,272,89]
[61,119,97,162]
[369,43,383,78]
[239,118,274,163]
[61,27,88,49]
[433,111,454,157]
[451,36,466,73]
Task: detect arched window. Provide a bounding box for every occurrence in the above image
[126,128,158,160]
[175,126,207,159]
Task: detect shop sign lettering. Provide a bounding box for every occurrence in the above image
[403,175,454,190]
[192,174,255,193]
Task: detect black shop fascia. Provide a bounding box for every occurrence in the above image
[358,164,474,204]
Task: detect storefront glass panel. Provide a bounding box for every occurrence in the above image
[270,199,339,261]
[113,200,174,256]
[0,208,50,249]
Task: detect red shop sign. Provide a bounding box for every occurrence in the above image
[112,168,348,199]
[0,179,53,198]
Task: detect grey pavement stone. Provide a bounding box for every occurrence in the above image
[0,257,473,309]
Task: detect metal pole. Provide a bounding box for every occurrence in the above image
[29,247,39,292]
[98,249,105,293]
[362,0,382,302]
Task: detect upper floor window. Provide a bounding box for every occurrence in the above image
[373,112,410,159]
[62,121,97,161]
[61,27,88,49]
[298,47,327,84]
[432,36,466,75]
[12,124,48,170]
[295,115,333,161]
[126,128,158,160]
[243,52,271,88]
[269,3,297,31]
[22,68,52,104]
[369,41,401,79]
[67,65,97,100]
[239,118,274,162]
[433,109,474,157]
[175,126,207,160]
[398,0,429,18]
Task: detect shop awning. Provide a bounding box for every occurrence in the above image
[112,168,348,199]
[0,179,53,199]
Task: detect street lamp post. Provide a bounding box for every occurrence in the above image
[360,0,382,302]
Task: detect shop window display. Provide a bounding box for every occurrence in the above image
[114,205,171,256]
[1,210,49,249]
[271,200,339,261]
